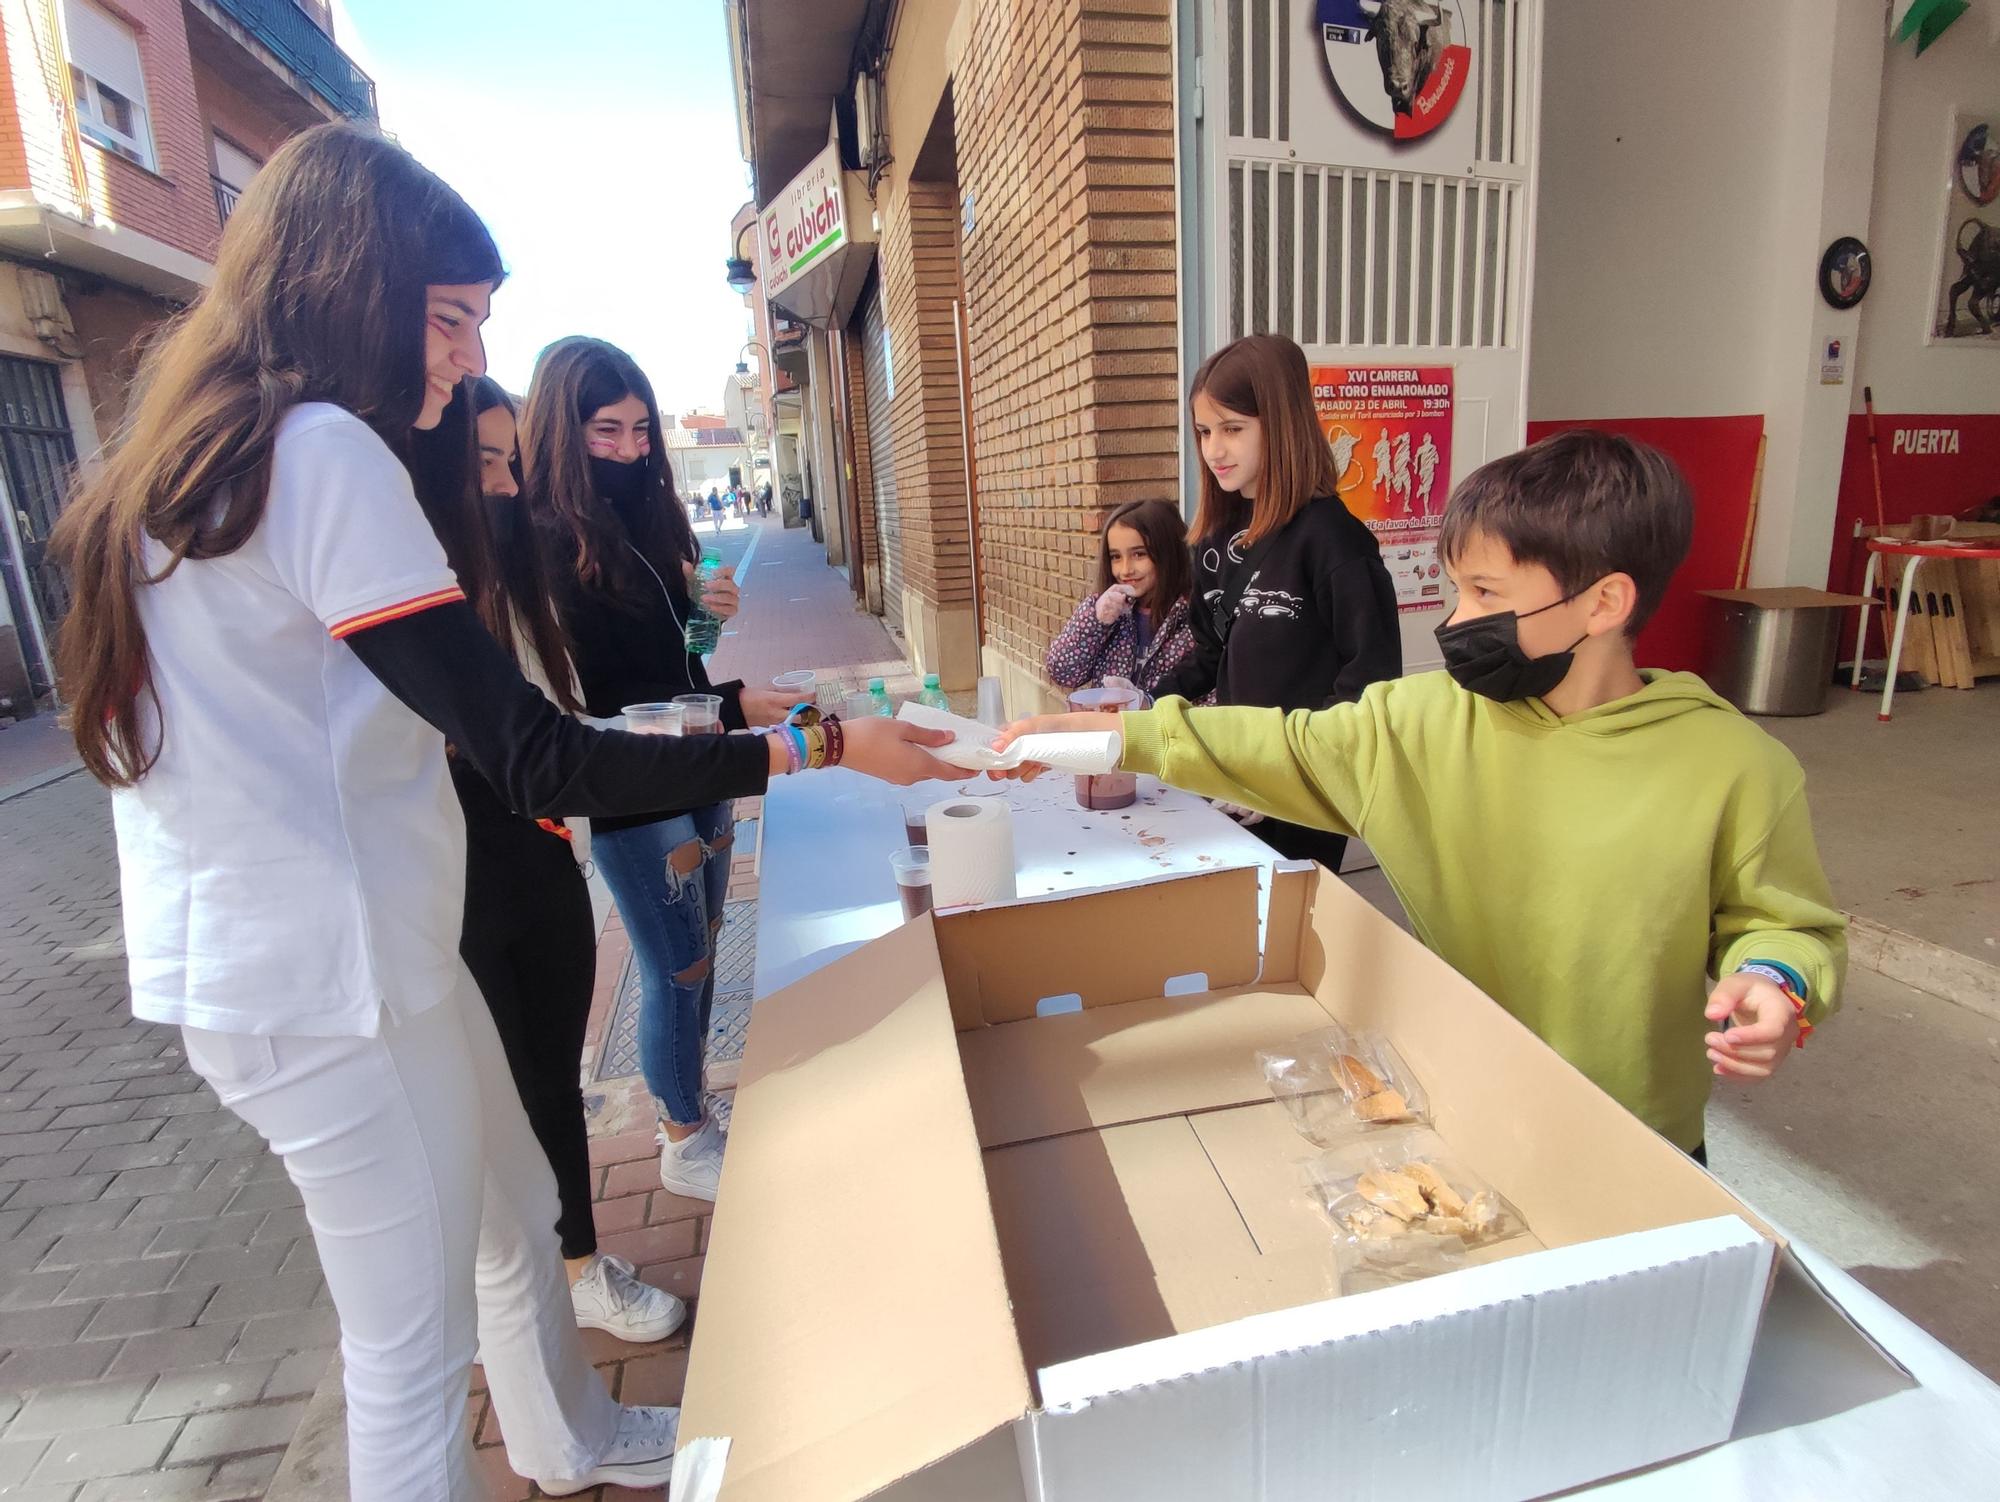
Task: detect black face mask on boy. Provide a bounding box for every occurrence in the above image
[1433,591,1591,703]
[590,455,648,508]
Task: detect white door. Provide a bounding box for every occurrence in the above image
[1199,0,1543,668]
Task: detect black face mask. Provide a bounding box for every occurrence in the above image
[483,495,518,546]
[590,455,648,508]
[1434,592,1589,702]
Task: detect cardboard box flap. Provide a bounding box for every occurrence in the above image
[674,917,1031,1502]
[936,866,1261,1029]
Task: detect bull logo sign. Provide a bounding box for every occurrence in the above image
[1318,0,1472,141]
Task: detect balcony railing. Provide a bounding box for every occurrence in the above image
[206,0,378,121]
[213,176,241,227]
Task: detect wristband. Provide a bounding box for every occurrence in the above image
[776,726,803,775]
[1737,962,1813,1047]
[823,714,845,768]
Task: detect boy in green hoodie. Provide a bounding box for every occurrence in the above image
[998,429,1844,1157]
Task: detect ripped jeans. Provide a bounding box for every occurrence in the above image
[590,804,734,1127]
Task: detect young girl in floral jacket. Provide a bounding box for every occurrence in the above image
[1045,499,1198,696]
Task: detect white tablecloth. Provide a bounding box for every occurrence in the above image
[753,768,1279,1000]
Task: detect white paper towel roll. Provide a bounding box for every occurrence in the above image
[895,702,1121,773]
[924,797,1017,907]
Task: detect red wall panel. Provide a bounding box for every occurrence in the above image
[1524,415,1765,674]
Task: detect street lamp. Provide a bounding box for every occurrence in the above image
[724,256,756,296]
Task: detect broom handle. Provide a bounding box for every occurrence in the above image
[1734,434,1767,589]
[1863,386,1887,532]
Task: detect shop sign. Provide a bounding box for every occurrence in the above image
[761,143,847,303]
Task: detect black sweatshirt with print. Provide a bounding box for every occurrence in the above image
[1152,495,1402,712]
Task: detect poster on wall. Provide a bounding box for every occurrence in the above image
[1312,364,1453,613]
[1929,111,2000,345]
[1296,1,1479,171]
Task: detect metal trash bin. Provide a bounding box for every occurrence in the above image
[1698,588,1867,716]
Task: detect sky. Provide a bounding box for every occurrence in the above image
[331,0,759,415]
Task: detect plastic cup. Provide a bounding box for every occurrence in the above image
[622,702,684,736]
[902,800,931,850]
[673,694,723,734]
[890,847,933,921]
[772,669,817,696]
[1068,684,1149,809]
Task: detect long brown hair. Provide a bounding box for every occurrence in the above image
[1096,499,1192,621]
[51,123,502,786]
[1188,334,1342,549]
[466,376,581,712]
[519,337,695,613]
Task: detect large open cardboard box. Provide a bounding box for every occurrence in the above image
[672,865,1796,1501]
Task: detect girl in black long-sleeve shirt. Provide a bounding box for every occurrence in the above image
[1153,335,1401,870]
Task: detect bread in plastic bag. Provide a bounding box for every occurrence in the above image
[1256,1023,1429,1144]
[1333,1229,1469,1294]
[1306,1125,1527,1251]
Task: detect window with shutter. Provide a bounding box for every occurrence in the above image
[62,0,156,171]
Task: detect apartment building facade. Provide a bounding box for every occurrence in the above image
[0,0,374,713]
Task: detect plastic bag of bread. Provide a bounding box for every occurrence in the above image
[1256,1024,1429,1144]
[1306,1126,1527,1252]
[1334,1228,1468,1294]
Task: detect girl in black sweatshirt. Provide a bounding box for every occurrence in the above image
[1152,334,1401,870]
[522,339,795,1203]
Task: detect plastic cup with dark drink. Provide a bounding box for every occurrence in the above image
[902,799,931,850]
[891,847,933,921]
[622,702,684,736]
[1067,684,1149,809]
[673,693,723,734]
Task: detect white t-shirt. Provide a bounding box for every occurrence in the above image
[114,404,467,1036]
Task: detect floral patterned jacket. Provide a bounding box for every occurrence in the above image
[1044,592,1198,698]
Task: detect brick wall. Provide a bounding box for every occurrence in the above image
[0,0,315,264]
[879,177,973,616]
[75,0,220,261]
[955,0,1181,689]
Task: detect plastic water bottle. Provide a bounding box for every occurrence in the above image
[685,547,724,655]
[867,677,894,717]
[917,673,950,712]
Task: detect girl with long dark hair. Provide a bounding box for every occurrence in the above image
[522,337,793,1201]
[424,375,682,1343]
[1151,333,1401,870]
[51,124,959,1499]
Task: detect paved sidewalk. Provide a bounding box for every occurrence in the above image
[0,771,336,1502]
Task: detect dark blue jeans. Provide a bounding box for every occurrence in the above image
[591,804,733,1127]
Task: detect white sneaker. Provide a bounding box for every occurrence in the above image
[570,1252,688,1343]
[657,1117,726,1201]
[535,1403,679,1495]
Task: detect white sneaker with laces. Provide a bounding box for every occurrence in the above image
[535,1403,679,1496]
[569,1252,687,1343]
[657,1116,726,1201]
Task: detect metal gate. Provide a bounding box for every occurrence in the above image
[1198,0,1542,667]
[0,355,80,694]
[861,279,906,634]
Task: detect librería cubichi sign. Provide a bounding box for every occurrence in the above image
[760,142,848,303]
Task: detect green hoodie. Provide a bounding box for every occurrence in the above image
[1121,670,1845,1151]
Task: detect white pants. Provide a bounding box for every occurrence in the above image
[180,970,618,1501]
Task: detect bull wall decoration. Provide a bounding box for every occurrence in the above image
[1930,112,2000,346]
[1318,0,1473,141]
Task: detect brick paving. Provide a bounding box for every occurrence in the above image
[0,770,335,1501]
[0,512,915,1500]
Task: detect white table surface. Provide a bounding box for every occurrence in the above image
[753,767,1278,1000]
[751,771,2000,1493]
